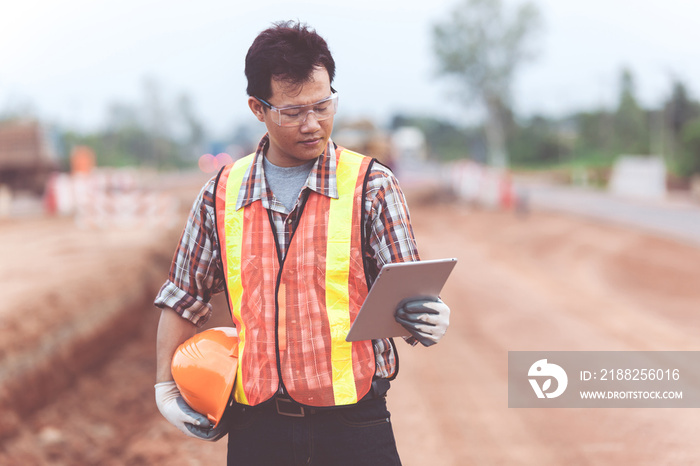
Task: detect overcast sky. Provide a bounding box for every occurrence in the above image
[2,0,700,137]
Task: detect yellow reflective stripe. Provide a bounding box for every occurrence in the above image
[225,153,254,405]
[325,150,363,405]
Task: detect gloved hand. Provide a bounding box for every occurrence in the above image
[395,298,450,347]
[155,381,228,441]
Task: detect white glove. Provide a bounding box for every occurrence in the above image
[395,298,450,347]
[155,381,227,441]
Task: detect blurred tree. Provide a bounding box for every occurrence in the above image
[177,93,205,159]
[614,68,648,154]
[509,115,571,165]
[574,110,616,157]
[106,102,140,130]
[665,81,699,138]
[390,114,482,161]
[142,77,172,168]
[60,88,200,170]
[432,0,542,168]
[102,101,155,166]
[663,80,700,168]
[679,118,700,177]
[228,122,260,156]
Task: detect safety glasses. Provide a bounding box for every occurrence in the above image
[256,88,339,127]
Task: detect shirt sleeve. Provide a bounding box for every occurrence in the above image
[363,162,420,285]
[364,162,421,346]
[153,177,226,326]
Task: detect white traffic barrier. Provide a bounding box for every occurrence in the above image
[447,160,515,210]
[608,155,666,201]
[46,169,179,229]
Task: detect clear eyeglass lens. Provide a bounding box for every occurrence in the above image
[274,94,338,127]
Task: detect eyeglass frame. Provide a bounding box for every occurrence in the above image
[255,87,339,127]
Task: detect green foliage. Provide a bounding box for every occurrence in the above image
[665,81,700,137]
[574,111,616,156]
[514,73,700,180]
[508,116,572,165]
[61,126,193,170]
[55,81,204,171]
[391,115,483,162]
[393,71,700,183]
[613,68,649,154]
[663,80,700,177]
[677,117,700,176]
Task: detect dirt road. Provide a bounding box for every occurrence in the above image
[2,195,700,465]
[393,204,700,465]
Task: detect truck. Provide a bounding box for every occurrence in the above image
[0,120,58,194]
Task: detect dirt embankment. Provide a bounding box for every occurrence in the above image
[0,217,176,436]
[2,184,700,465]
[0,171,209,449]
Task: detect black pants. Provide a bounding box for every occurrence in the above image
[226,396,402,466]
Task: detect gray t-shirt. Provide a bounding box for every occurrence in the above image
[262,156,316,212]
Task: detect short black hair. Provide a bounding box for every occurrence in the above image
[245,21,336,100]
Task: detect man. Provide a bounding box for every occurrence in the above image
[154,21,450,465]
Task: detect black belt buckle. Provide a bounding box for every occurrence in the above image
[275,397,305,417]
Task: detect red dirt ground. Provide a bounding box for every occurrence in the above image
[2,185,700,465]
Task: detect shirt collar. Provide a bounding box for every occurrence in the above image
[235,134,338,210]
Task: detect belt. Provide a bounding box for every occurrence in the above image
[244,379,391,418]
[274,397,314,417]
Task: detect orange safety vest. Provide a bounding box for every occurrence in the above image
[214,148,377,407]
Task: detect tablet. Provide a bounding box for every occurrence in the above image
[345,258,457,342]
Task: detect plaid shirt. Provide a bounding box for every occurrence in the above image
[155,135,420,378]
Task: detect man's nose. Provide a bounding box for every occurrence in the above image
[300,111,322,131]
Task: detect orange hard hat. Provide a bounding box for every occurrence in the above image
[171,327,239,427]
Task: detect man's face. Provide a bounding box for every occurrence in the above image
[248,66,334,167]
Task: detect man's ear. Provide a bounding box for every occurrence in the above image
[248,97,266,123]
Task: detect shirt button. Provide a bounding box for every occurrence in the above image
[287,219,293,224]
